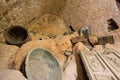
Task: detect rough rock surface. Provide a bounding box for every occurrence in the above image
[88,35,98,46]
[0,70,27,80]
[0,43,19,69]
[74,42,90,52]
[0,0,120,41]
[92,45,104,51]
[0,33,5,43]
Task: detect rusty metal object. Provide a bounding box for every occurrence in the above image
[78,26,91,38]
[79,51,117,80]
[98,49,120,79]
[4,25,30,46]
[25,48,62,80]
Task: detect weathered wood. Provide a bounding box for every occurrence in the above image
[98,36,114,45]
[98,49,120,79]
[79,51,117,80]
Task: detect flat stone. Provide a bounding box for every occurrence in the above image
[79,50,118,80]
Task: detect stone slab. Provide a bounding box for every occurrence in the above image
[79,51,117,80]
[98,49,120,79]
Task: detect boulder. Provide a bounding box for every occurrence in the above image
[14,39,58,70]
[63,56,77,80]
[0,43,19,69]
[0,70,27,80]
[14,39,67,70]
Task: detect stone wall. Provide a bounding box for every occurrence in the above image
[0,0,120,41]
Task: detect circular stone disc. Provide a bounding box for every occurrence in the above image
[25,48,62,80]
[29,14,69,39]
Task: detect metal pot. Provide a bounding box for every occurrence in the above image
[4,25,30,46]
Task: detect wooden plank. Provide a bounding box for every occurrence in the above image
[98,36,114,45]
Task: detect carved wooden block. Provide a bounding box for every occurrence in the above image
[98,49,120,79]
[79,51,117,80]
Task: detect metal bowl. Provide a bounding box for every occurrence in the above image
[25,48,62,80]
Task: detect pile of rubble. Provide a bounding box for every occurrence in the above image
[0,14,119,80]
[1,26,119,80]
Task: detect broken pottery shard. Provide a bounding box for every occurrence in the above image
[25,48,62,80]
[98,36,114,45]
[79,51,117,80]
[98,49,120,79]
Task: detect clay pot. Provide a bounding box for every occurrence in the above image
[5,25,30,46]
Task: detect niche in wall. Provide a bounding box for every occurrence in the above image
[107,18,119,32]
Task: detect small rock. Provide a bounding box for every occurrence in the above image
[64,51,73,57]
[63,55,77,80]
[88,36,98,46]
[105,43,113,49]
[54,35,72,52]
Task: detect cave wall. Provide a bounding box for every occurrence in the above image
[61,0,120,36]
[0,0,120,41]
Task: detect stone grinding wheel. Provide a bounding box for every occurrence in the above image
[4,25,30,46]
[25,48,62,80]
[29,14,69,39]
